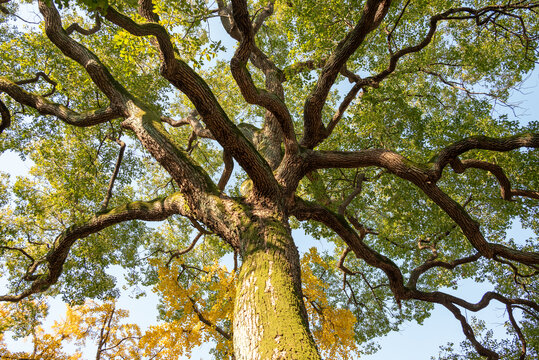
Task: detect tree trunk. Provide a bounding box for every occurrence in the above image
[233,216,321,360]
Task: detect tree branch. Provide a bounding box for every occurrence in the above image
[161,110,215,139]
[302,0,392,149]
[0,98,10,133]
[252,0,275,34]
[229,0,298,158]
[433,134,539,180]
[0,193,191,302]
[507,304,527,360]
[166,232,204,267]
[0,77,121,127]
[14,71,57,97]
[443,302,500,359]
[188,296,232,340]
[100,137,126,211]
[450,157,539,200]
[407,252,481,289]
[65,13,101,36]
[103,3,281,199]
[325,83,363,140]
[291,197,408,302]
[217,150,234,191]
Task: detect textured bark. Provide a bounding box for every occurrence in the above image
[233,214,320,360]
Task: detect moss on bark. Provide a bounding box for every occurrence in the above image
[233,218,321,360]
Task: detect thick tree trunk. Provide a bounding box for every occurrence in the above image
[233,217,321,360]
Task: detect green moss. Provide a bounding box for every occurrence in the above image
[235,219,321,359]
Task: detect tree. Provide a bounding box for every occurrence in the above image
[0,0,538,358]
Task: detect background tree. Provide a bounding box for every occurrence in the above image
[0,0,538,359]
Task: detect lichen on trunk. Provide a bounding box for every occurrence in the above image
[233,216,321,360]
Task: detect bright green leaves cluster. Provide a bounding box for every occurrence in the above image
[267,0,362,67]
[0,124,149,302]
[152,0,223,69]
[0,5,157,298]
[51,0,111,11]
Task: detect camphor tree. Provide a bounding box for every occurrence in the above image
[0,0,538,359]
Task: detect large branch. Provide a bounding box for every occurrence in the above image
[302,0,392,149]
[304,148,539,265]
[228,0,298,158]
[0,98,10,133]
[450,158,539,200]
[38,0,128,105]
[102,4,280,199]
[0,76,121,127]
[291,197,536,360]
[433,134,539,180]
[0,193,190,302]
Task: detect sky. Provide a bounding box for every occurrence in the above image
[1,3,539,360]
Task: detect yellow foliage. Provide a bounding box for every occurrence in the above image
[301,247,360,360]
[0,299,81,360]
[1,251,357,359]
[148,260,236,359]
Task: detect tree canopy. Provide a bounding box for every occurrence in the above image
[0,0,538,359]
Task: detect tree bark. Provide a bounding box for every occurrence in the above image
[233,215,320,360]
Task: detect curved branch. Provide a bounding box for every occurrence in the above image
[217,0,299,169]
[407,252,481,289]
[302,0,391,149]
[290,197,408,302]
[413,289,539,314]
[433,134,539,180]
[65,13,101,36]
[252,0,275,34]
[450,157,539,200]
[218,150,234,191]
[0,245,35,263]
[337,172,366,215]
[0,193,190,302]
[162,110,214,139]
[15,71,57,97]
[0,76,121,126]
[166,232,203,267]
